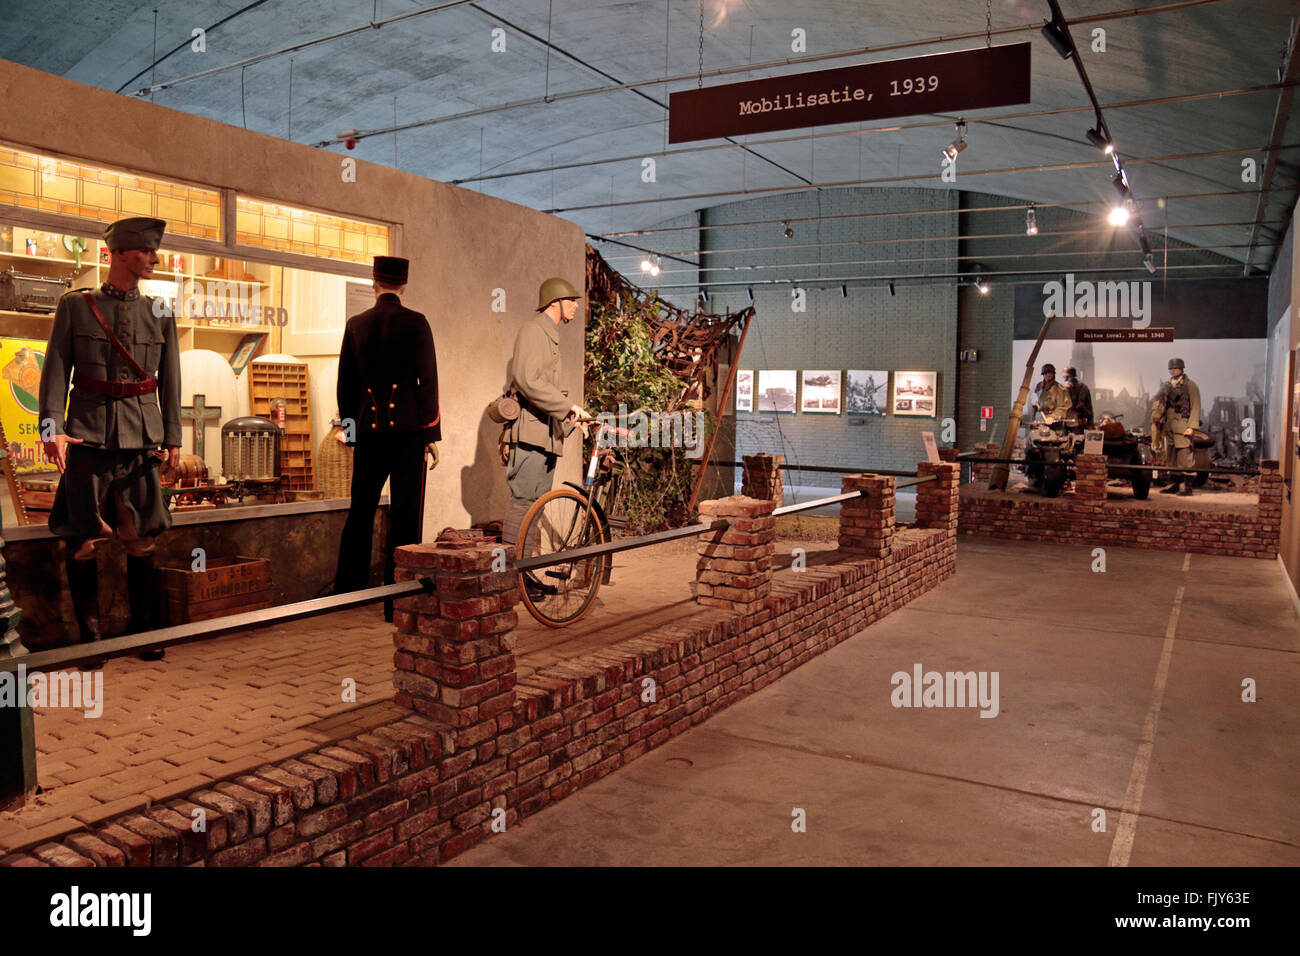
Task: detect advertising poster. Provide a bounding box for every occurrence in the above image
[0,337,52,474]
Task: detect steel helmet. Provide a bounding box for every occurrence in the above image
[1168,357,1185,370]
[537,277,582,311]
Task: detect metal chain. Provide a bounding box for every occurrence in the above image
[986,0,992,48]
[698,0,705,87]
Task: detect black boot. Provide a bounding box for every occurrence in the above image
[1159,477,1182,494]
[127,553,166,661]
[65,550,106,668]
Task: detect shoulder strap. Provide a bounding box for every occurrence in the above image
[81,292,151,381]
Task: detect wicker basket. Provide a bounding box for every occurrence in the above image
[317,422,354,499]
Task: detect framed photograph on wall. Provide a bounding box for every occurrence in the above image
[736,369,754,412]
[893,370,937,417]
[800,370,841,413]
[845,370,889,416]
[757,369,797,413]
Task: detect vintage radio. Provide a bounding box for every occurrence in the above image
[221,416,281,480]
[0,268,71,313]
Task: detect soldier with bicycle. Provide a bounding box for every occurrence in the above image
[501,277,590,547]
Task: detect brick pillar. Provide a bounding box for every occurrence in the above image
[838,473,895,557]
[1258,459,1282,547]
[938,447,958,462]
[696,495,775,616]
[1072,453,1108,503]
[971,442,998,484]
[741,453,784,510]
[915,461,960,532]
[391,544,518,741]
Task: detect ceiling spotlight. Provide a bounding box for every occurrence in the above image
[1086,127,1114,155]
[977,280,991,295]
[1107,204,1130,227]
[942,121,967,162]
[639,257,652,272]
[649,255,661,277]
[841,284,848,298]
[1041,17,1075,59]
[888,280,896,297]
[782,220,794,239]
[1143,253,1156,274]
[698,288,708,304]
[746,287,754,302]
[1025,205,1038,236]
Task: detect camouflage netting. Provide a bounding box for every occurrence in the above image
[585,244,751,410]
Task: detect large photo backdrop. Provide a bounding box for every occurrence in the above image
[1012,277,1269,468]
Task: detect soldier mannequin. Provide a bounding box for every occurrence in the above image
[1161,357,1201,496]
[1032,363,1072,425]
[333,256,440,621]
[1062,365,1093,430]
[38,216,181,662]
[501,278,590,549]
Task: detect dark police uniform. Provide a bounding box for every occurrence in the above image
[333,256,440,604]
[37,216,180,651]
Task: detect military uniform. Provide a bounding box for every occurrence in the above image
[1063,375,1093,429]
[1034,379,1072,424]
[37,216,180,655]
[333,256,440,605]
[1162,364,1201,495]
[501,279,581,546]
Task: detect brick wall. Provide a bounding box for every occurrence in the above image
[958,460,1283,559]
[2,464,957,867]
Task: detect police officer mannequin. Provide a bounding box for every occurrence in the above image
[1033,363,1072,424]
[501,278,590,549]
[1160,357,1201,496]
[333,256,440,620]
[38,216,181,662]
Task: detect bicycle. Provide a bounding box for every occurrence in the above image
[515,415,630,628]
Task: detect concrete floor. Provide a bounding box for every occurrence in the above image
[450,537,1300,866]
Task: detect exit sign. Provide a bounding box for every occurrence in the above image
[981,406,994,419]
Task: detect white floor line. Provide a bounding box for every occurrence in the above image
[1182,552,1191,572]
[1107,583,1185,867]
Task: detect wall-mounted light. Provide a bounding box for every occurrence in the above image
[1143,253,1156,274]
[840,284,848,298]
[746,287,754,302]
[1026,205,1038,236]
[1042,17,1075,59]
[698,288,709,304]
[888,280,896,297]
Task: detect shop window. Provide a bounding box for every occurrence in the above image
[234,196,388,265]
[1,220,369,528]
[0,143,219,240]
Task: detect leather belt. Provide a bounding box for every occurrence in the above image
[73,370,157,397]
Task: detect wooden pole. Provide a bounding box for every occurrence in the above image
[688,308,753,513]
[989,311,1055,490]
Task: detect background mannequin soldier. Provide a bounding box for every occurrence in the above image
[334,256,440,621]
[1062,365,1093,430]
[1161,357,1201,496]
[501,277,589,549]
[1033,363,1071,424]
[38,216,181,662]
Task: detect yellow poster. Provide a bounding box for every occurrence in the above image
[0,337,50,474]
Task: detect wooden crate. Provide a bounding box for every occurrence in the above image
[161,555,273,624]
[250,359,314,491]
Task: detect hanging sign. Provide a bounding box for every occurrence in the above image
[669,43,1031,144]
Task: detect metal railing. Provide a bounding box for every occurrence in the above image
[953,452,1263,476]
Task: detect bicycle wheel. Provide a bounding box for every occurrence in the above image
[517,487,607,628]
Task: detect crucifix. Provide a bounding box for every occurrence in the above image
[181,394,223,459]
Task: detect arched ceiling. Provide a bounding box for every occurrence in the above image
[1,0,1296,276]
